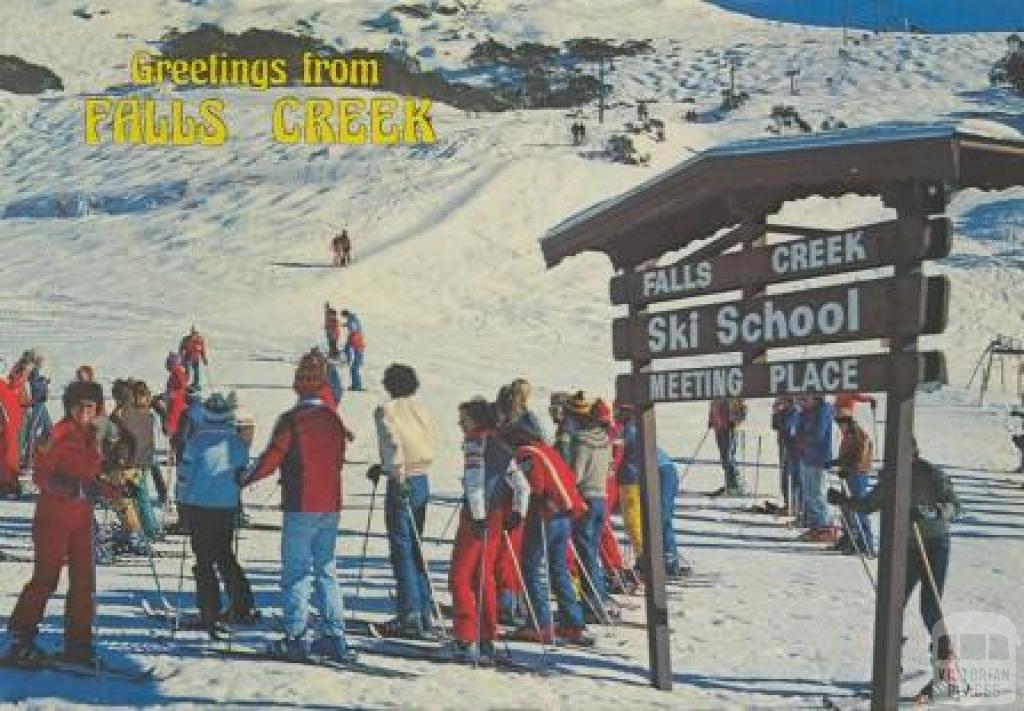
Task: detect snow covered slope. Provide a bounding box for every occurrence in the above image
[0,1,1022,708]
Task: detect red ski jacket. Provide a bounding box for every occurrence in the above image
[180,335,207,364]
[0,378,23,481]
[166,365,189,436]
[515,442,586,519]
[248,399,350,512]
[33,418,105,502]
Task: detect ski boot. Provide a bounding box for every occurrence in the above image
[445,639,480,665]
[3,632,47,664]
[62,642,98,667]
[376,613,427,640]
[267,634,308,662]
[506,625,554,644]
[478,640,496,667]
[555,625,595,647]
[310,635,358,665]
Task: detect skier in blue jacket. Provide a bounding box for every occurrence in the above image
[176,392,255,631]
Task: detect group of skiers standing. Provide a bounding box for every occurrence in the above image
[367,376,684,663]
[323,303,366,391]
[713,393,964,693]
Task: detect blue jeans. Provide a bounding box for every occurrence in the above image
[281,512,346,639]
[659,463,680,571]
[715,429,741,490]
[842,474,874,552]
[572,497,608,608]
[384,475,432,623]
[800,461,830,528]
[523,512,582,628]
[349,350,364,390]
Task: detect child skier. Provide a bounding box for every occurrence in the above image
[448,398,529,663]
[340,310,365,391]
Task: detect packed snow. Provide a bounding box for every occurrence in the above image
[0,0,1022,708]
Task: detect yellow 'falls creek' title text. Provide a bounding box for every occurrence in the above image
[83,51,437,146]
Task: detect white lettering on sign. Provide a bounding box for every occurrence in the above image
[647,311,699,353]
[649,367,743,401]
[717,288,860,348]
[770,231,868,275]
[768,358,860,394]
[641,261,713,299]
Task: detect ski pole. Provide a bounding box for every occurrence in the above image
[754,435,762,498]
[678,429,711,490]
[838,479,876,592]
[502,529,551,663]
[404,500,445,629]
[350,480,379,618]
[173,516,188,642]
[439,501,462,543]
[912,521,964,691]
[566,539,613,626]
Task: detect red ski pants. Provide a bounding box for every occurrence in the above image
[448,507,503,644]
[8,494,95,645]
[600,474,625,571]
[493,499,523,596]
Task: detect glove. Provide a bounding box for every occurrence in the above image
[824,459,838,470]
[235,466,251,487]
[345,429,356,443]
[826,487,849,506]
[366,464,383,486]
[504,511,522,531]
[471,518,488,539]
[911,504,939,523]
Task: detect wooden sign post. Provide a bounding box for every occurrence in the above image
[612,214,950,702]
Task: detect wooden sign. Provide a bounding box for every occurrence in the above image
[612,274,948,361]
[609,217,951,306]
[615,351,946,405]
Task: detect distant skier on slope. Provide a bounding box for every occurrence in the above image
[178,326,208,391]
[341,309,365,391]
[239,351,356,663]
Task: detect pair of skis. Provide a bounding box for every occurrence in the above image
[0,653,177,683]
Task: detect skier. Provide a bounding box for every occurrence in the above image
[829,406,875,556]
[591,398,631,593]
[340,309,365,391]
[239,351,356,663]
[103,382,149,556]
[0,368,25,500]
[177,392,256,631]
[796,395,839,542]
[22,351,52,472]
[178,326,208,391]
[708,398,748,496]
[563,392,614,622]
[448,398,529,663]
[3,381,120,665]
[114,380,164,540]
[324,303,342,360]
[617,402,686,578]
[611,400,643,562]
[504,421,590,644]
[1010,408,1024,474]
[369,363,439,638]
[338,229,352,266]
[771,396,802,515]
[164,352,190,458]
[828,440,962,701]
